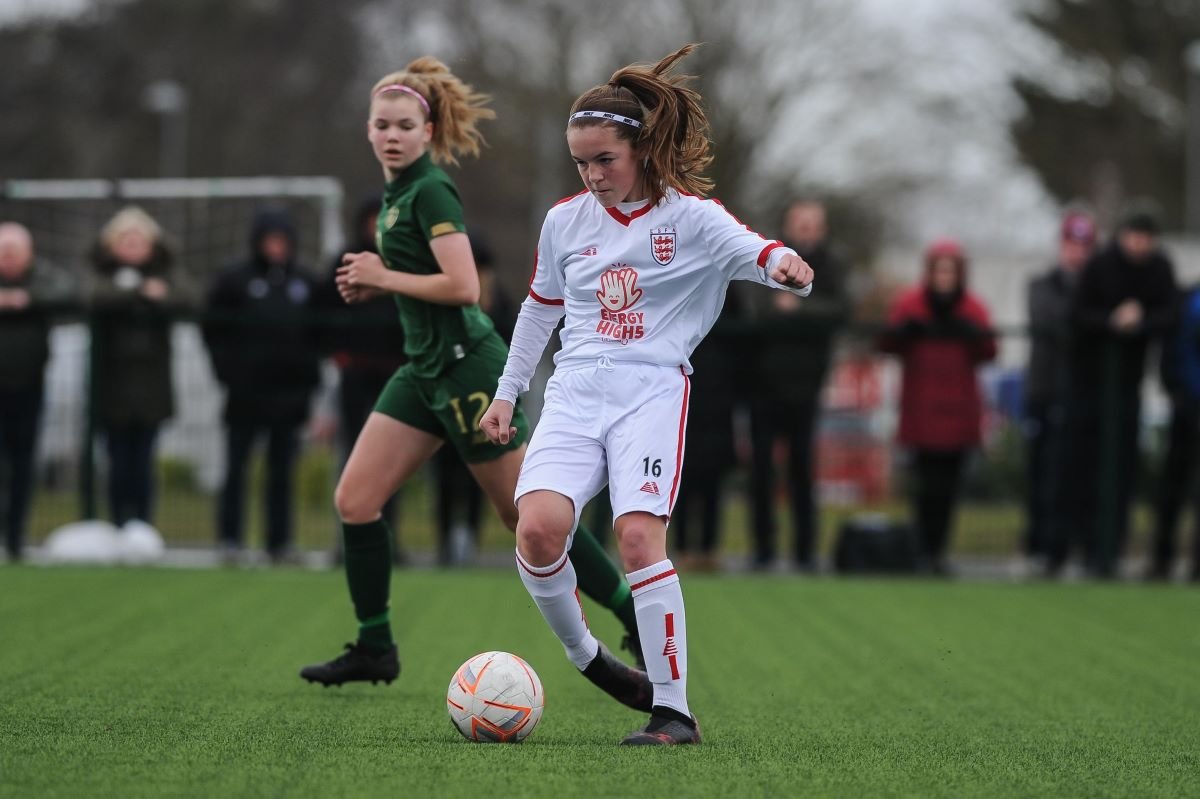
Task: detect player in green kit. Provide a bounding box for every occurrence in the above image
[300,58,648,708]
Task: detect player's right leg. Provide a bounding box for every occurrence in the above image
[468,442,645,667]
[444,333,646,664]
[299,411,442,687]
[515,489,652,712]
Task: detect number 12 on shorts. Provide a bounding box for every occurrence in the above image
[449,392,490,435]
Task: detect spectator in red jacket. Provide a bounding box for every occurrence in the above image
[879,238,997,574]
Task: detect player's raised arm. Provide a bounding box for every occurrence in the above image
[768,252,814,291]
[700,198,813,296]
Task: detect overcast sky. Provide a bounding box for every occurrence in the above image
[0,0,1110,261]
[0,0,89,26]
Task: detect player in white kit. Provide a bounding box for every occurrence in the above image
[480,44,814,745]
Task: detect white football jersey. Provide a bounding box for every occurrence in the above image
[526,188,808,374]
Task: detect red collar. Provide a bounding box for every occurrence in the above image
[604,201,655,227]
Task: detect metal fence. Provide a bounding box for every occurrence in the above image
[19,317,1178,566]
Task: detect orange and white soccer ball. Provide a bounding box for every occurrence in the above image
[446,651,544,743]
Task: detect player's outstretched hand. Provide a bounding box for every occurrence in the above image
[769,253,814,289]
[480,399,518,446]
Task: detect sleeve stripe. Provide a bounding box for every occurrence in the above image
[525,245,563,305]
[429,221,460,237]
[757,241,785,267]
[528,289,564,306]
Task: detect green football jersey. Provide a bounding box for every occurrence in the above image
[376,152,495,379]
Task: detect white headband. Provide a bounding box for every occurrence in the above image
[569,110,643,129]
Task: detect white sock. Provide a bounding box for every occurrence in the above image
[628,559,689,717]
[516,548,599,670]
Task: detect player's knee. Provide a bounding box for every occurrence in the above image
[618,536,656,572]
[333,480,379,525]
[615,519,665,571]
[516,514,569,567]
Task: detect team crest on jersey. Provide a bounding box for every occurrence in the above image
[384,206,400,229]
[595,265,646,344]
[650,226,676,266]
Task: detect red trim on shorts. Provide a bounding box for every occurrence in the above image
[757,241,785,267]
[629,568,677,592]
[668,369,690,510]
[516,552,569,578]
[605,202,655,227]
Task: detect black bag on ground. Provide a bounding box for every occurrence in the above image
[834,516,920,574]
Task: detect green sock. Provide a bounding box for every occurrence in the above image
[569,524,638,635]
[342,518,394,652]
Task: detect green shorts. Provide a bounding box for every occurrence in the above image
[373,332,530,463]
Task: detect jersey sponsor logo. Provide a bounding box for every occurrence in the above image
[639,481,660,495]
[650,226,676,265]
[595,265,646,343]
[384,206,400,229]
[596,265,642,312]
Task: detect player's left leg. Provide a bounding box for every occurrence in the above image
[605,365,699,745]
[614,512,700,746]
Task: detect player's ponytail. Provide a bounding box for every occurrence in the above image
[370,57,495,166]
[568,43,713,205]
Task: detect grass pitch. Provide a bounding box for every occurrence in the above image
[0,567,1196,798]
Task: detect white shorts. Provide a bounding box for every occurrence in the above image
[515,359,691,530]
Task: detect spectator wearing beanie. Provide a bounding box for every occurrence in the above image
[1050,203,1177,578]
[1023,210,1097,562]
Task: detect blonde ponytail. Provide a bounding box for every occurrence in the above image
[371,57,495,166]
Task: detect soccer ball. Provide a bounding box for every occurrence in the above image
[446,651,544,743]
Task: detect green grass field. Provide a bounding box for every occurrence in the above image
[1,567,1197,798]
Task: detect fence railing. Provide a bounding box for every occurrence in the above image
[16,311,1173,563]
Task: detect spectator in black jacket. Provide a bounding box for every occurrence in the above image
[0,222,76,560]
[89,207,195,527]
[747,200,849,571]
[1023,211,1096,560]
[1051,204,1178,578]
[205,208,321,563]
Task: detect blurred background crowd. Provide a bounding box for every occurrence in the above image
[2,0,1199,581]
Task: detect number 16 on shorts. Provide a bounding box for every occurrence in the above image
[609,369,689,519]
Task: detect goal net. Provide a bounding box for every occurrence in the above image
[0,177,344,551]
